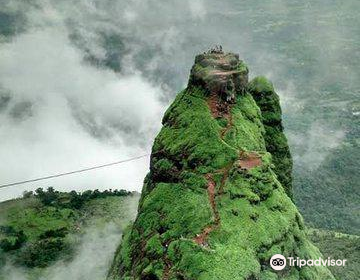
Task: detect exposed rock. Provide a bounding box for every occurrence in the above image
[189,51,248,103]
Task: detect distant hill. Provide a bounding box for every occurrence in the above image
[0,188,139,280]
[294,100,360,235]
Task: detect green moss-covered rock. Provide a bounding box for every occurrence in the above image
[189,51,248,103]
[108,51,333,280]
[248,76,293,198]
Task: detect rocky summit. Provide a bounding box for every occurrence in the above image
[189,51,249,103]
[107,50,334,280]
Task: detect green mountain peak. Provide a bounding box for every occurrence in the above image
[108,51,334,280]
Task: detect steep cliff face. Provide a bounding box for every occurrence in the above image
[108,51,334,280]
[247,77,293,198]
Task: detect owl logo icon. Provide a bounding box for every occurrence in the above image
[270,254,286,271]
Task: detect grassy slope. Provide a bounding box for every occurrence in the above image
[0,192,358,280]
[0,191,139,279]
[108,54,335,279]
[0,193,358,280]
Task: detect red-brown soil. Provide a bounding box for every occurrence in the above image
[238,152,262,170]
[193,174,220,246]
[207,92,231,118]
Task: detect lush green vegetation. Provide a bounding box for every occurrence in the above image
[248,76,293,199]
[0,188,138,279]
[294,100,360,234]
[308,229,360,280]
[108,53,334,280]
[1,190,358,280]
[27,187,131,210]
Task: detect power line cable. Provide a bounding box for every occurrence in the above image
[0,154,150,189]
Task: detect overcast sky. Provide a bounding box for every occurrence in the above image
[0,0,358,201]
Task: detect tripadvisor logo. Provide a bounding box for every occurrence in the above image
[270,254,286,271]
[270,254,347,271]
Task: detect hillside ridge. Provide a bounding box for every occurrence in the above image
[108,50,334,280]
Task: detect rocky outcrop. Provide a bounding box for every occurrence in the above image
[108,50,334,280]
[189,52,248,103]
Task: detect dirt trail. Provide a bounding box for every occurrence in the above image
[207,92,234,141]
[193,90,262,249]
[211,69,240,76]
[207,92,221,118]
[238,151,262,170]
[193,93,236,247]
[207,92,232,118]
[193,174,220,246]
[167,94,237,273]
[205,174,220,223]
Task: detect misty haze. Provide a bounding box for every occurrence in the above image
[0,0,359,279]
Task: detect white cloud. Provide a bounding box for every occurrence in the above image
[188,0,207,19]
[288,121,346,169]
[0,224,123,280]
[0,28,164,201]
[41,223,124,280]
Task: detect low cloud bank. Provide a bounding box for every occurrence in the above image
[1,223,123,280]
